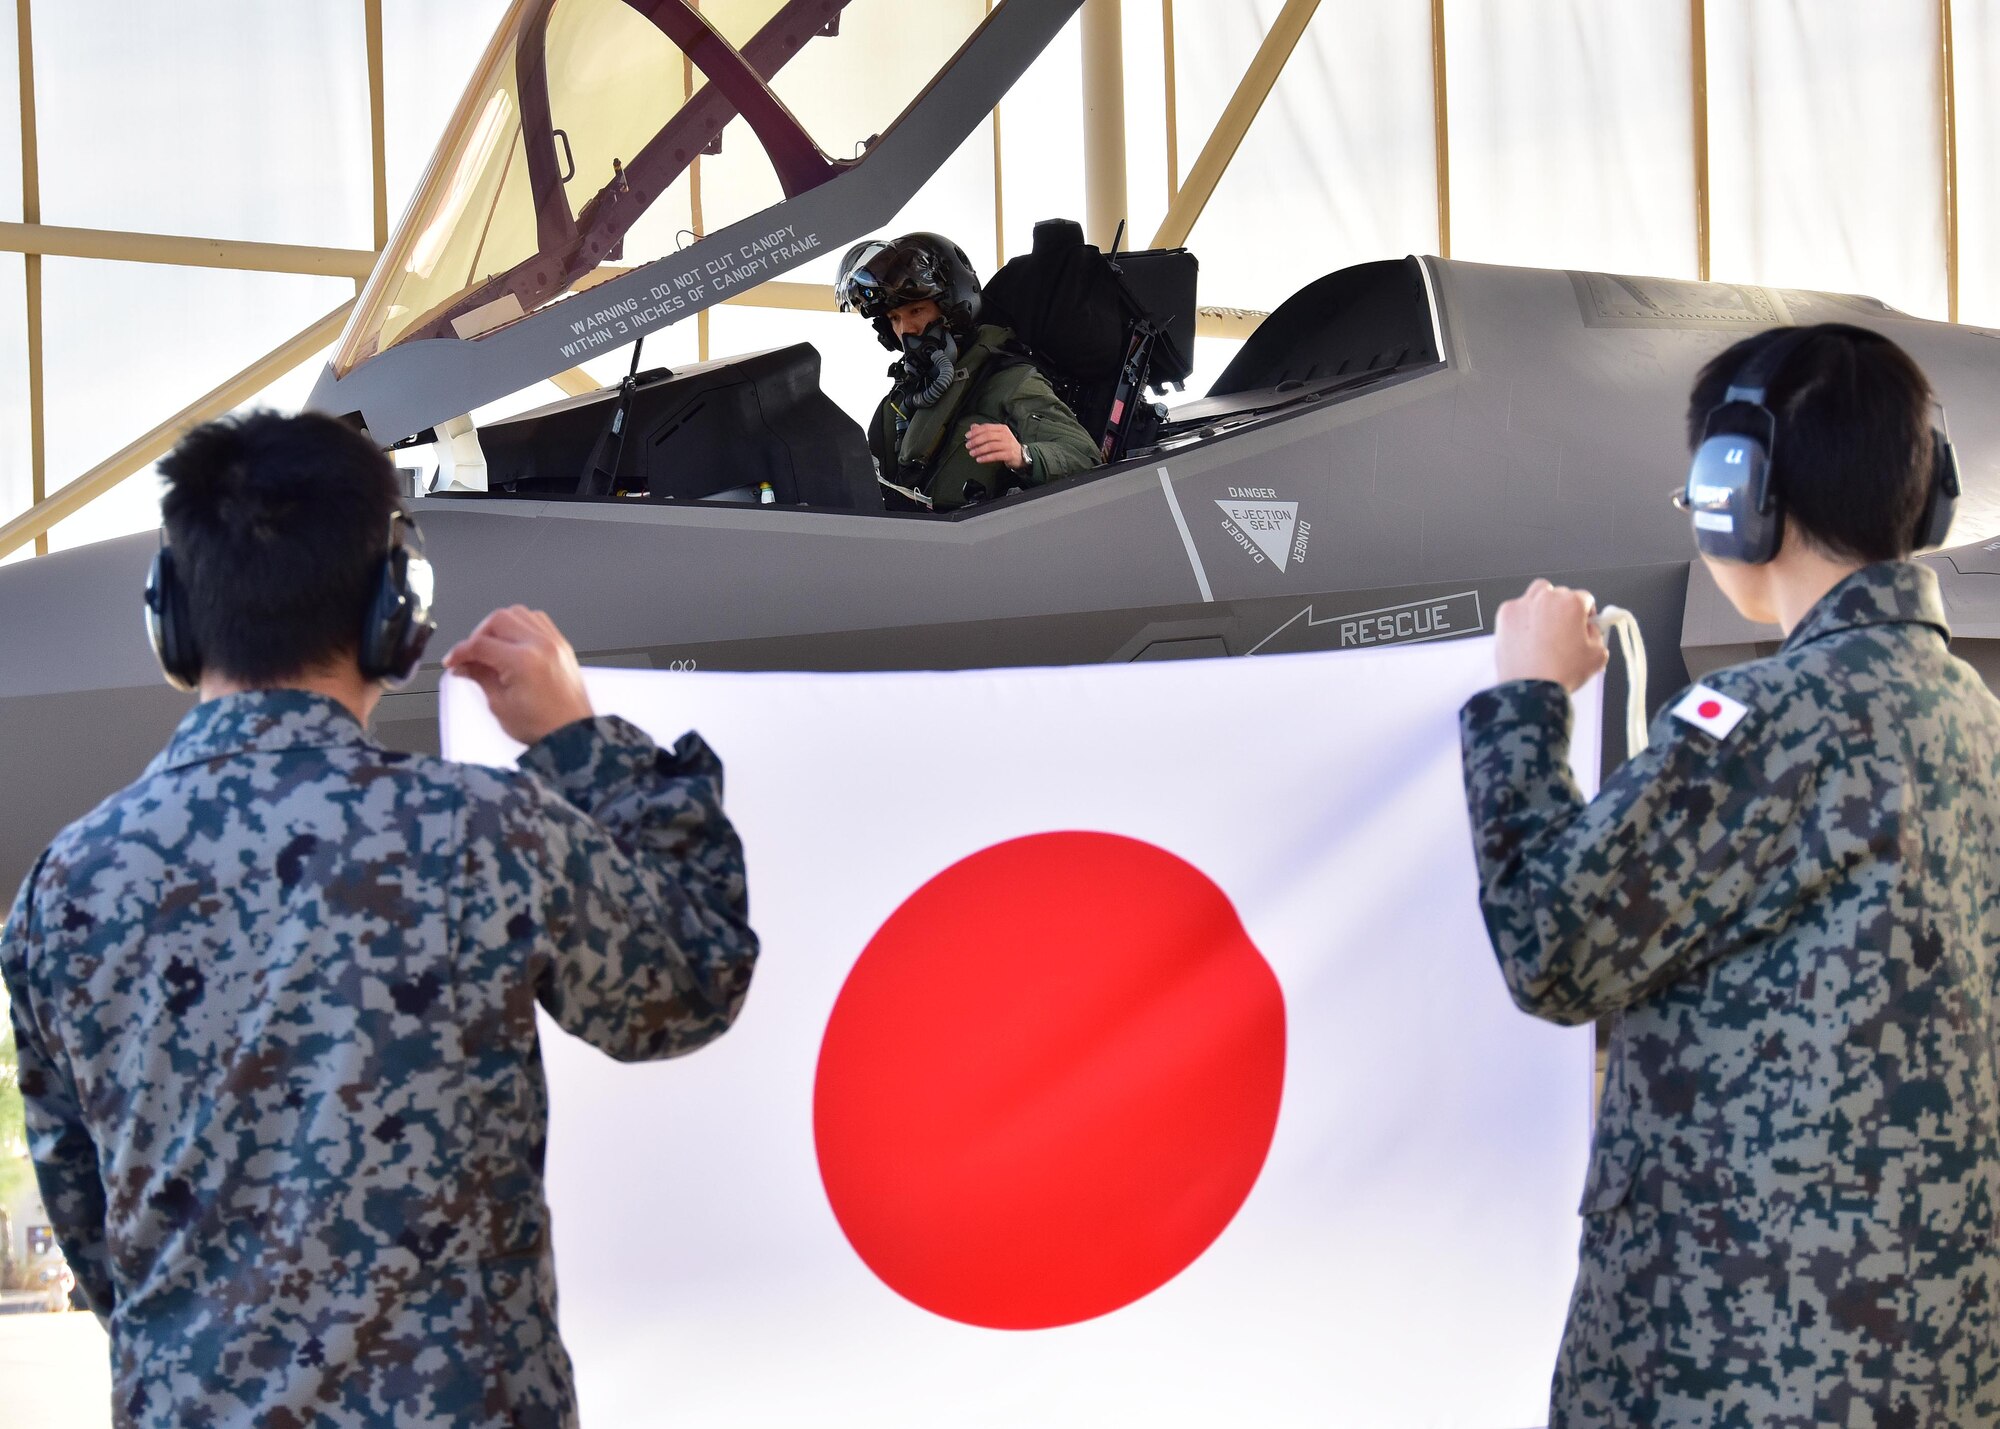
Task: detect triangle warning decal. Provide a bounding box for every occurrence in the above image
[1216,501,1299,571]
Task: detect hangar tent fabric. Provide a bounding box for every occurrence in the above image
[442,637,1598,1428]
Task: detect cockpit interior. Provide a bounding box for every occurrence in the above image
[332,0,1444,519]
[432,239,1443,519]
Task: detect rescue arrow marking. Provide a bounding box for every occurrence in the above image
[1247,591,1485,656]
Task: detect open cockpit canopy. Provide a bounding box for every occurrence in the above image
[317,0,1080,441]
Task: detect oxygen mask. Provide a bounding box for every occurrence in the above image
[895,323,959,409]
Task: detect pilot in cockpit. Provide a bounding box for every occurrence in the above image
[837,231,1101,511]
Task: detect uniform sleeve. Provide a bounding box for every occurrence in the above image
[2,863,116,1320]
[484,716,758,1062]
[1004,370,1103,482]
[1459,675,1824,1026]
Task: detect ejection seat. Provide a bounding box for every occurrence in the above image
[980,218,1198,465]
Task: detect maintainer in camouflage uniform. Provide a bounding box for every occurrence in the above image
[2,413,758,1428]
[1462,323,2000,1426]
[4,693,755,1427]
[1465,563,2000,1425]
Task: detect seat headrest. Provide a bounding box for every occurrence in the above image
[1032,218,1087,254]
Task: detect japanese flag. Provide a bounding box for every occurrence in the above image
[1670,682,1749,741]
[441,638,1597,1428]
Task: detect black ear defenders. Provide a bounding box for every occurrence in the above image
[1683,326,1962,564]
[144,510,438,691]
[1917,414,1964,550]
[143,543,201,693]
[1681,328,1815,565]
[358,512,438,685]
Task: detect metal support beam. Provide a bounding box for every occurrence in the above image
[0,302,356,563]
[1080,0,1128,250]
[365,0,389,251]
[17,0,44,555]
[1150,0,1320,251]
[0,222,378,279]
[1194,306,1265,340]
[1691,0,1710,281]
[992,104,1007,265]
[989,0,1006,264]
[1941,0,1959,322]
[1162,0,1179,204]
[684,24,711,362]
[1430,0,1450,260]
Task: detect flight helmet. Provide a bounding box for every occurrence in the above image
[836,232,983,349]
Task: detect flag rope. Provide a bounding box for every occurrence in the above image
[1596,606,1649,758]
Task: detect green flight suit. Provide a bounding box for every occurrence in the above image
[868,323,1102,510]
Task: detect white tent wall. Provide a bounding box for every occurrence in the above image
[1445,0,1698,278]
[381,0,519,232]
[1707,0,1948,320]
[1005,3,1188,261]
[1959,0,2000,327]
[36,262,354,554]
[1118,0,1169,251]
[24,3,375,554]
[1168,1,1435,385]
[1177,1,1438,311]
[999,11,1086,268]
[0,0,1993,560]
[34,3,372,247]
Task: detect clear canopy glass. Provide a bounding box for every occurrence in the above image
[337,0,990,375]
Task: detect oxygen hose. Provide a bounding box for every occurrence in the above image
[899,346,955,409]
[1593,605,1650,758]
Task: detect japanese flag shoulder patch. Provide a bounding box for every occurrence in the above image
[1671,683,1749,741]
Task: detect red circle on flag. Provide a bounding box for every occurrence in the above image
[1698,699,1722,719]
[813,832,1287,1330]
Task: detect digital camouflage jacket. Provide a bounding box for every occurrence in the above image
[868,323,1102,510]
[1461,561,2000,1427]
[0,691,758,1429]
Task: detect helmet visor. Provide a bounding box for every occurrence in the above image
[837,240,947,320]
[835,240,893,315]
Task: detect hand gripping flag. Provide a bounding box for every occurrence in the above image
[441,637,1598,1428]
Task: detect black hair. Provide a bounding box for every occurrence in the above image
[158,411,400,685]
[1685,323,1936,563]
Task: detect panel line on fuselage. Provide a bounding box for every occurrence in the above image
[1157,467,1215,603]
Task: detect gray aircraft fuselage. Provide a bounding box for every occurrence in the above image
[5,254,2000,897]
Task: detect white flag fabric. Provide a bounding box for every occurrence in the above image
[440,638,1598,1428]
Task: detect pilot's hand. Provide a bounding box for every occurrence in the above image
[966,422,1027,471]
[443,605,596,746]
[1493,579,1608,693]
